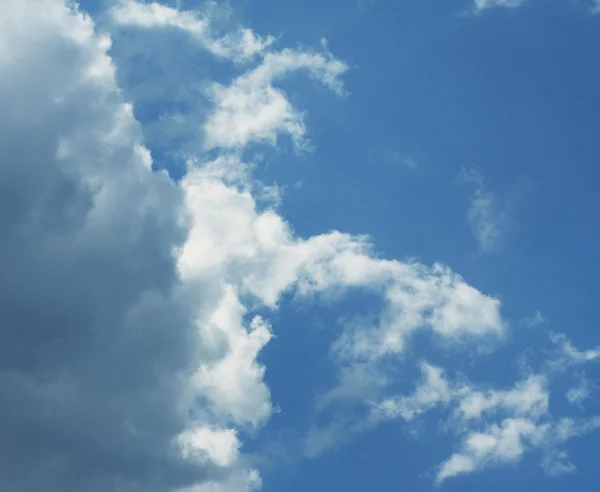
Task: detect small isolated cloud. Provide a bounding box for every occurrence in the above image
[520,309,548,328]
[459,168,517,255]
[473,0,527,13]
[379,148,417,170]
[592,0,600,14]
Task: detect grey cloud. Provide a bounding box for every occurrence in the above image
[0,1,232,490]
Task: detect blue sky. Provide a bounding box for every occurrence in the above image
[1,0,600,491]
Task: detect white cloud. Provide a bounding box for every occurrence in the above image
[437,418,543,483]
[549,332,600,368]
[203,48,348,149]
[566,378,593,407]
[111,0,274,61]
[373,363,453,421]
[191,287,274,428]
[592,0,600,14]
[8,1,599,490]
[541,450,576,476]
[178,426,241,468]
[433,372,600,483]
[473,0,526,13]
[455,375,548,421]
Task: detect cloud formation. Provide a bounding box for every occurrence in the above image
[4,1,600,491]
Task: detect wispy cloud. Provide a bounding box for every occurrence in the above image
[111,0,274,61]
[379,148,417,170]
[520,309,548,328]
[549,332,600,368]
[566,378,593,407]
[472,0,527,13]
[459,168,518,255]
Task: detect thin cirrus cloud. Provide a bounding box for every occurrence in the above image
[2,0,600,491]
[459,168,518,255]
[472,0,527,13]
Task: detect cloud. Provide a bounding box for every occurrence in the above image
[371,367,548,425]
[437,417,551,483]
[460,168,516,254]
[472,0,527,13]
[5,2,506,489]
[0,1,271,490]
[436,394,600,483]
[110,0,274,62]
[592,0,600,14]
[566,378,593,407]
[312,349,600,484]
[203,47,348,149]
[541,450,576,476]
[520,309,548,328]
[7,0,599,490]
[379,148,417,170]
[549,332,600,368]
[372,363,453,422]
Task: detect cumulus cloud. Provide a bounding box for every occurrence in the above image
[0,0,508,489]
[0,1,260,490]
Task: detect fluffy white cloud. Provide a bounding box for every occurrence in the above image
[178,426,241,468]
[203,48,348,149]
[437,418,543,483]
[455,375,548,420]
[438,414,600,482]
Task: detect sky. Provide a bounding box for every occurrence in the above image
[1,0,600,491]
